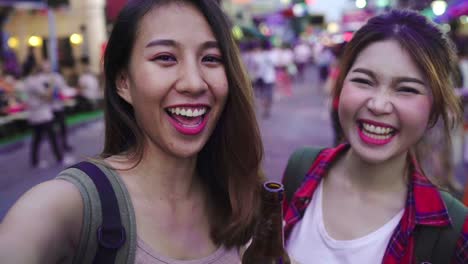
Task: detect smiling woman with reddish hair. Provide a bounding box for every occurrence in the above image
[283,9,468,264]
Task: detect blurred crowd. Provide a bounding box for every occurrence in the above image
[0,51,103,168]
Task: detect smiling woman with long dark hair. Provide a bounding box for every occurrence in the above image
[0,1,264,263]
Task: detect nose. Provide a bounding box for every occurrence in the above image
[366,91,393,115]
[175,60,208,96]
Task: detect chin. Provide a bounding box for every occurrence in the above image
[356,152,389,165]
[171,143,206,159]
[352,144,403,165]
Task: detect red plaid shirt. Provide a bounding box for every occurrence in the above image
[283,144,468,264]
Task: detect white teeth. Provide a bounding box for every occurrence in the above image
[167,107,207,117]
[362,129,392,140]
[362,122,394,135]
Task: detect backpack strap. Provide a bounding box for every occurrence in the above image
[71,162,126,264]
[283,147,323,204]
[414,190,468,264]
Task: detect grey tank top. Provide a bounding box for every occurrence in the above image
[135,237,240,264]
[57,161,241,264]
[57,162,137,264]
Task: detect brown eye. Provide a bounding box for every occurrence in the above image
[153,54,176,62]
[202,55,223,64]
[398,87,420,94]
[351,78,372,85]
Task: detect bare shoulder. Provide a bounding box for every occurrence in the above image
[0,179,83,264]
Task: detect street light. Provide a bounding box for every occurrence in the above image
[461,16,468,24]
[28,36,43,47]
[7,37,19,49]
[431,0,447,16]
[356,0,367,9]
[292,3,306,17]
[69,33,83,45]
[327,22,340,34]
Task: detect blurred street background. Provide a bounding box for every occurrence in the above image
[0,0,467,220]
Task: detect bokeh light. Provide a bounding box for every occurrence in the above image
[431,0,447,16]
[293,3,306,17]
[69,33,83,45]
[327,22,340,34]
[28,36,42,47]
[232,25,244,40]
[356,0,367,9]
[7,37,19,49]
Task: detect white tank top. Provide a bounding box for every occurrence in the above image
[286,181,404,264]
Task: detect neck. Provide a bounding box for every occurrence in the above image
[337,148,409,193]
[114,140,200,201]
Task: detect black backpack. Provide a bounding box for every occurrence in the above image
[283,147,468,264]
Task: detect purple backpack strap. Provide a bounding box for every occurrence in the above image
[71,161,126,264]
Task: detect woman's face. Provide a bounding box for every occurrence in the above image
[117,2,228,158]
[339,39,432,164]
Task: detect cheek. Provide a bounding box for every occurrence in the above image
[338,84,365,120]
[400,97,432,130]
[130,73,169,100]
[207,70,229,100]
[219,83,229,102]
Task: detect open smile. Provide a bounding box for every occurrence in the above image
[165,105,211,135]
[357,119,398,145]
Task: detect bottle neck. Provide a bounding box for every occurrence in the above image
[252,200,285,250]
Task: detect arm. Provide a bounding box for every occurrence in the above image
[38,86,53,101]
[0,180,83,264]
[27,80,53,102]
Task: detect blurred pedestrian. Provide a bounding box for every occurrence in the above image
[77,57,101,111]
[23,63,63,168]
[293,40,312,82]
[0,0,264,263]
[458,46,468,90]
[253,41,276,119]
[315,45,335,83]
[273,43,294,97]
[40,60,74,152]
[283,9,467,264]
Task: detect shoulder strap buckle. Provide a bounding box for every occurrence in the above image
[97,225,126,249]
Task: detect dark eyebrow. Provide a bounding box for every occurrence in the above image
[352,68,425,86]
[145,39,219,50]
[200,41,220,50]
[351,68,377,80]
[394,77,425,86]
[145,39,176,48]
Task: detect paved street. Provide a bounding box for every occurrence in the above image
[0,66,332,219]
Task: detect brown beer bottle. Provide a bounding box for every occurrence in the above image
[242,181,291,264]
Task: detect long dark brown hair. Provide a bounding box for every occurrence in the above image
[332,9,462,169]
[101,0,264,248]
